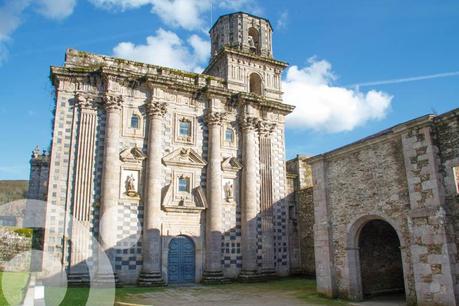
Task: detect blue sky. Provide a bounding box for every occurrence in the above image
[0,0,458,179]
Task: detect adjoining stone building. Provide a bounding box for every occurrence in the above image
[305,109,459,305]
[36,12,295,285]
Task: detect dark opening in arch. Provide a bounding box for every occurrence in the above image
[249,73,262,95]
[358,220,405,297]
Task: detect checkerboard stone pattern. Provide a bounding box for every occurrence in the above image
[115,203,144,275]
[221,203,242,274]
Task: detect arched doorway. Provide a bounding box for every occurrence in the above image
[249,73,262,95]
[358,220,405,297]
[168,236,195,284]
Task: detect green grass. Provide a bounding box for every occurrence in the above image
[0,181,28,205]
[0,272,30,306]
[44,286,164,306]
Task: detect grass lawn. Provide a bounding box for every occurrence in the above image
[45,286,164,306]
[0,272,30,306]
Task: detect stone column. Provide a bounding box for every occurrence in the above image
[138,100,167,286]
[239,116,260,280]
[202,112,226,283]
[97,94,122,282]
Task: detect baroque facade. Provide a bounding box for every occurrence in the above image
[289,109,459,305]
[38,12,295,285]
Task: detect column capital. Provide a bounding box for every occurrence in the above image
[75,93,97,110]
[102,94,123,112]
[146,101,167,119]
[239,116,259,131]
[257,121,276,137]
[205,112,226,126]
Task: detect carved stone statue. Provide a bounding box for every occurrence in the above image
[224,181,233,201]
[125,174,138,197]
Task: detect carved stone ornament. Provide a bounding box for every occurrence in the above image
[162,148,207,169]
[221,157,243,173]
[119,146,147,163]
[146,101,167,118]
[239,116,259,131]
[205,112,226,126]
[75,93,97,110]
[257,121,277,137]
[161,184,206,213]
[103,94,123,112]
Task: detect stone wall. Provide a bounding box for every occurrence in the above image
[0,229,32,272]
[309,108,459,305]
[287,156,315,276]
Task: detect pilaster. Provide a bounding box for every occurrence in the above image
[312,158,337,297]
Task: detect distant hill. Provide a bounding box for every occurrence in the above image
[0,180,28,205]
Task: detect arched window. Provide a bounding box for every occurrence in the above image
[225,128,234,143]
[130,114,140,129]
[249,73,262,95]
[248,27,260,53]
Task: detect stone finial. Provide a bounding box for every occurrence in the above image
[146,101,167,118]
[239,116,259,131]
[32,146,41,159]
[205,112,226,126]
[102,94,123,112]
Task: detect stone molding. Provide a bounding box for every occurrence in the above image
[221,157,243,173]
[205,111,227,126]
[162,148,207,169]
[119,146,146,164]
[146,101,167,118]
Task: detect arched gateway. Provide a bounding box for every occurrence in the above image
[168,236,195,284]
[347,216,407,301]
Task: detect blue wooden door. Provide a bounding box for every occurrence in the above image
[168,236,195,284]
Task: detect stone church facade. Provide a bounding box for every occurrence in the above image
[38,12,295,285]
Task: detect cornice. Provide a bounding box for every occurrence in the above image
[203,46,288,75]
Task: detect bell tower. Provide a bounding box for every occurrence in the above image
[204,12,288,101]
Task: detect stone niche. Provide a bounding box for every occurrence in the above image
[119,146,146,201]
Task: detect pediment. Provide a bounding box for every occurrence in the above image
[162,148,206,168]
[120,146,146,163]
[221,157,243,172]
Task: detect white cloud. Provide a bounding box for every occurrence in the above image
[113,28,209,73]
[283,58,392,133]
[89,0,260,30]
[0,0,76,65]
[0,0,30,64]
[35,0,77,20]
[276,10,288,30]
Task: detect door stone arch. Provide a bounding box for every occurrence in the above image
[346,214,410,302]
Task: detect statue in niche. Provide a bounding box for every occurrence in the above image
[224,181,233,201]
[125,174,138,197]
